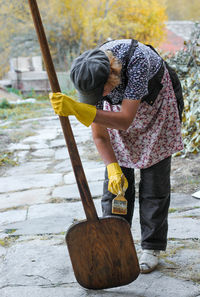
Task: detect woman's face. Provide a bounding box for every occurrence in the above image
[103,83,114,96]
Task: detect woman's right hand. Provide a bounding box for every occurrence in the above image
[49,92,96,127]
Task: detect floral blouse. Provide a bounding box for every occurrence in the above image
[97,39,183,169]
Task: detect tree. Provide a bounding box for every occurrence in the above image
[44,0,167,67]
[0,0,167,77]
[0,0,46,77]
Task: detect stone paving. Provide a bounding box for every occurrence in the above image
[0,114,200,297]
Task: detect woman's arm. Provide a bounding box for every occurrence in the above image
[94,98,141,130]
[92,122,129,194]
[91,122,117,166]
[50,93,140,130]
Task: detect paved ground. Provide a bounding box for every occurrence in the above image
[0,114,200,297]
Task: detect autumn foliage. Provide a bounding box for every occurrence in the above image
[0,0,167,76]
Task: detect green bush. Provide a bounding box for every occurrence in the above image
[166,22,200,156]
[0,99,14,109]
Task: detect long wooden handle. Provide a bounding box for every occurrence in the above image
[28,0,98,222]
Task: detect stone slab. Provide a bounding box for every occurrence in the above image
[1,192,199,240]
[0,245,6,258]
[71,122,90,132]
[3,216,72,235]
[168,217,200,239]
[0,174,62,193]
[22,129,58,143]
[170,193,200,209]
[15,150,29,163]
[2,200,139,238]
[31,149,55,158]
[54,160,104,174]
[22,135,43,144]
[0,287,84,297]
[73,133,91,144]
[171,248,200,271]
[82,160,104,169]
[0,259,200,297]
[159,242,200,286]
[0,209,27,225]
[0,237,76,288]
[0,284,199,297]
[27,200,102,221]
[64,166,105,184]
[37,129,59,141]
[4,193,199,239]
[49,138,66,148]
[4,161,50,176]
[170,207,200,218]
[54,159,73,173]
[8,143,30,151]
[52,182,103,200]
[30,142,49,150]
[0,188,51,210]
[54,146,85,161]
[2,200,102,235]
[54,147,70,161]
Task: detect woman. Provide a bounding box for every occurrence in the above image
[50,39,183,273]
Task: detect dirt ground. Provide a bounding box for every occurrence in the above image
[170,153,200,194]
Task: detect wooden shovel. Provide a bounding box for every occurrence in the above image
[28,0,140,289]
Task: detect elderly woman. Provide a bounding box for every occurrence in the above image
[50,39,183,273]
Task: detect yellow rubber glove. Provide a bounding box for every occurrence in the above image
[49,92,97,127]
[107,163,128,195]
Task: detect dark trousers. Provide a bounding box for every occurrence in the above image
[101,156,171,250]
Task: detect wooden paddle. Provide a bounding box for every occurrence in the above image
[28,0,140,289]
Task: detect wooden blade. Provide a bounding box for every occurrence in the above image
[66,217,140,289]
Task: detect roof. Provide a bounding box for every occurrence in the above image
[159,21,195,53]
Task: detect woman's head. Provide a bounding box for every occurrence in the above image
[70,48,121,105]
[103,50,122,96]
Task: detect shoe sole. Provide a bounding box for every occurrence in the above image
[140,264,157,274]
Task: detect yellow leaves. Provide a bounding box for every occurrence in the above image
[0,0,167,77]
[127,0,167,46]
[188,115,197,126]
[43,0,167,51]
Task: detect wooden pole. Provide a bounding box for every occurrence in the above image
[28,0,98,221]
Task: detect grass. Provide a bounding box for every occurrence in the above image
[0,128,37,168]
[0,88,78,124]
[0,239,6,247]
[0,99,51,123]
[182,215,200,219]
[191,273,200,284]
[0,94,52,169]
[162,245,185,258]
[0,235,19,247]
[187,177,200,185]
[168,208,178,213]
[6,87,22,96]
[63,88,78,100]
[0,99,14,109]
[0,151,18,166]
[9,129,36,143]
[169,206,200,214]
[5,229,17,234]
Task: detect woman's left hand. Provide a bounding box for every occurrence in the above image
[107,162,128,195]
